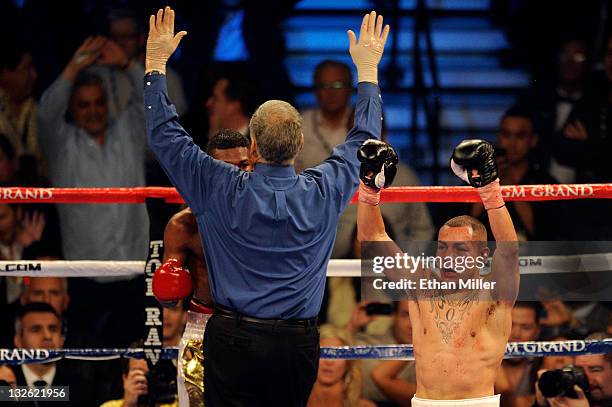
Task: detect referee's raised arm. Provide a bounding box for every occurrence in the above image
[307,11,390,209]
[143,6,215,213]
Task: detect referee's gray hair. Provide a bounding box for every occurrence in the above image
[249,100,303,164]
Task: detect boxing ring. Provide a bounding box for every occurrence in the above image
[1,184,611,366]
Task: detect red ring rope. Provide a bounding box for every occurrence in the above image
[0,184,609,204]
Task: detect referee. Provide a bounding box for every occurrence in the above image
[144,7,390,406]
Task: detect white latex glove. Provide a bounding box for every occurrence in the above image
[347,11,390,84]
[145,6,187,74]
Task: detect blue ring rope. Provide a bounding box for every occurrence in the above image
[0,339,610,366]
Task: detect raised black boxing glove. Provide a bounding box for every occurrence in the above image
[358,139,399,190]
[450,139,498,188]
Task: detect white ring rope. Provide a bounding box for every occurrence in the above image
[0,253,611,277]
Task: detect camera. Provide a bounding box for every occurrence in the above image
[138,359,177,406]
[538,365,590,399]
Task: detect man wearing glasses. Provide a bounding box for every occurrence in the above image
[296,60,355,172]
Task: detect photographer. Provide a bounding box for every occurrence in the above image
[535,369,589,407]
[535,333,612,407]
[100,354,178,407]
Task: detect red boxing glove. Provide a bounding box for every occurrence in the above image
[153,259,193,308]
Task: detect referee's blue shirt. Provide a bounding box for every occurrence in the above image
[145,73,382,319]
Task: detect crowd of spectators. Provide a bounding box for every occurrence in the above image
[0,1,610,406]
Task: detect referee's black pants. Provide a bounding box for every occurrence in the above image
[203,312,320,407]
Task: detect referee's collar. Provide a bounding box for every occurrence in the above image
[254,163,296,177]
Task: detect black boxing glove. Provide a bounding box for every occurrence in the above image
[450,139,498,188]
[358,139,399,190]
[451,139,504,210]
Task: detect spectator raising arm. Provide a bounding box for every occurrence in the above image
[63,36,108,82]
[38,36,106,154]
[39,36,141,155]
[102,40,146,135]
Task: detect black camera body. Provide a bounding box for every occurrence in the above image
[538,365,591,400]
[137,359,177,406]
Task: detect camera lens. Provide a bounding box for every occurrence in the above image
[539,370,568,398]
[539,365,590,400]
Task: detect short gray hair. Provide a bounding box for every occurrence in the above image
[249,100,303,164]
